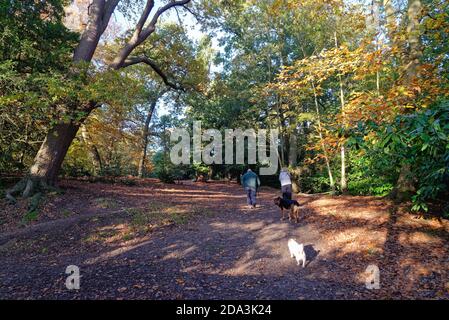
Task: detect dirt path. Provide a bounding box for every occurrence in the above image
[0,180,448,299]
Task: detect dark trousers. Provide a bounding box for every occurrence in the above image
[245,188,257,206]
[281,184,292,200]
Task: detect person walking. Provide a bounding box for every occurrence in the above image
[241,168,261,208]
[279,167,292,200]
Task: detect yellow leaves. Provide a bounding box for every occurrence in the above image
[423,12,447,31]
[261,11,446,160]
[0,95,19,105]
[269,43,377,102]
[270,0,292,14]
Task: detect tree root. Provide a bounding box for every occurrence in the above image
[5,179,27,204]
[5,177,57,207]
[28,192,43,213]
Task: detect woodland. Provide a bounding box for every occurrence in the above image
[0,0,448,300]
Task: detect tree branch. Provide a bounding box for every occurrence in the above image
[131,0,155,42]
[102,0,121,32]
[181,4,200,23]
[109,0,191,70]
[122,56,184,91]
[139,0,191,41]
[174,7,184,26]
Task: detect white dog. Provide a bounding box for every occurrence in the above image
[288,238,306,267]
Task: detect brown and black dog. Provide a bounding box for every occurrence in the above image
[273,196,301,223]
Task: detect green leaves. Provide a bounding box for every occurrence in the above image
[0,0,79,171]
[376,99,449,211]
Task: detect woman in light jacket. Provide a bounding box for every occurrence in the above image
[279,167,292,200]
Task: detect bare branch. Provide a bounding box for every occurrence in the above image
[14,139,45,145]
[182,4,200,23]
[174,7,184,26]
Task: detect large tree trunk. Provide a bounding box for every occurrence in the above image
[405,0,422,81]
[386,0,422,201]
[7,0,109,202]
[7,121,82,201]
[29,122,81,185]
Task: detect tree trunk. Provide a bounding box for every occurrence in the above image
[338,70,348,194]
[72,0,113,63]
[275,96,287,167]
[7,0,114,201]
[138,100,157,178]
[7,122,81,200]
[334,31,348,194]
[390,0,422,201]
[29,122,81,184]
[291,168,301,194]
[390,164,415,202]
[288,134,297,167]
[383,0,399,49]
[208,166,214,180]
[81,125,102,176]
[340,146,347,193]
[405,0,422,82]
[7,1,108,201]
[312,82,336,192]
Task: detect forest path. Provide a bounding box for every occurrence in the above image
[0,180,448,299]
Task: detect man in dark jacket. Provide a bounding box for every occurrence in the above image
[241,168,261,208]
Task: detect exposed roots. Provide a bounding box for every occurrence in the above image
[28,192,43,213]
[5,179,27,204]
[5,177,58,208]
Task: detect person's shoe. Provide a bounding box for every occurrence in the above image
[252,204,256,208]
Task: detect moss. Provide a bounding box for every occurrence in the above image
[22,210,39,224]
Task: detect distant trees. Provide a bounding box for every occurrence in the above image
[187,0,449,210]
